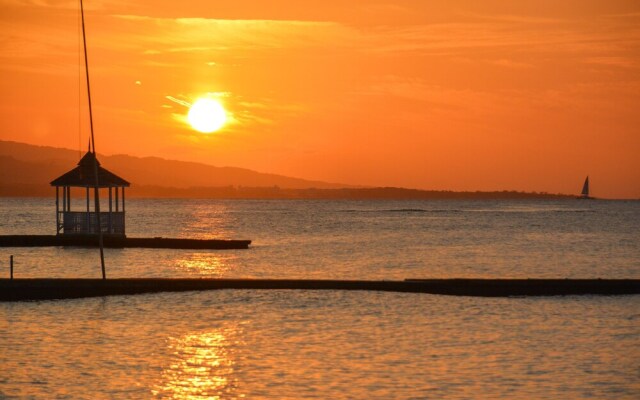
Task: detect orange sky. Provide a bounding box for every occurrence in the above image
[1,0,639,198]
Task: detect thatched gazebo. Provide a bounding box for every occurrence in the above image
[50,151,130,237]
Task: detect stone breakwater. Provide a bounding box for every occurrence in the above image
[1,278,639,301]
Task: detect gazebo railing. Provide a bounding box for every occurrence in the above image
[58,211,125,236]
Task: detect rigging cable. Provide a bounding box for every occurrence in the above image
[77,2,82,160]
[80,0,107,279]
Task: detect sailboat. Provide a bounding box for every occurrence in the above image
[578,176,592,199]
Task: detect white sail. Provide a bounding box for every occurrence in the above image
[581,176,589,197]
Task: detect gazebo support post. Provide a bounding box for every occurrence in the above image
[108,187,112,234]
[86,187,90,233]
[55,186,59,235]
[93,185,106,279]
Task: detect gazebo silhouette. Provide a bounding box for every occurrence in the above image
[50,150,130,237]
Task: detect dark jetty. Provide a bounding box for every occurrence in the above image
[0,235,251,249]
[1,278,638,301]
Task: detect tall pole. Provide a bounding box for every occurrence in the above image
[80,0,106,279]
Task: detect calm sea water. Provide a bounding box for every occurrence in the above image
[1,198,639,398]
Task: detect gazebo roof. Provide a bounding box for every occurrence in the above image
[50,151,130,188]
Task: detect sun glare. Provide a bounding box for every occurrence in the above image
[187,98,227,133]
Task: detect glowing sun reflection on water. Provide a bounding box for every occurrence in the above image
[178,203,232,240]
[176,253,236,276]
[153,327,243,399]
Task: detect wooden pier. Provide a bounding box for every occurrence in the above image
[0,235,251,250]
[0,278,638,301]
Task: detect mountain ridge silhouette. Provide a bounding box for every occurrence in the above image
[0,140,352,190]
[0,140,573,200]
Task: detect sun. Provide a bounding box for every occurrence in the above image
[187,98,227,133]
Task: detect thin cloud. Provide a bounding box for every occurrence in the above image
[111,15,353,54]
[0,0,126,11]
[165,96,191,108]
[585,56,636,68]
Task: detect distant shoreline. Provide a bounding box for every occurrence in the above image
[3,140,635,199]
[0,184,579,200]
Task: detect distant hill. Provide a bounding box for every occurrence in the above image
[0,140,352,196]
[0,140,573,200]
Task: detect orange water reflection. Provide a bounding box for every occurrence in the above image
[153,327,243,399]
[178,203,232,240]
[176,253,236,276]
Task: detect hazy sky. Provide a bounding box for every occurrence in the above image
[1,0,639,198]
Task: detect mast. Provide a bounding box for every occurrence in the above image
[80,0,106,279]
